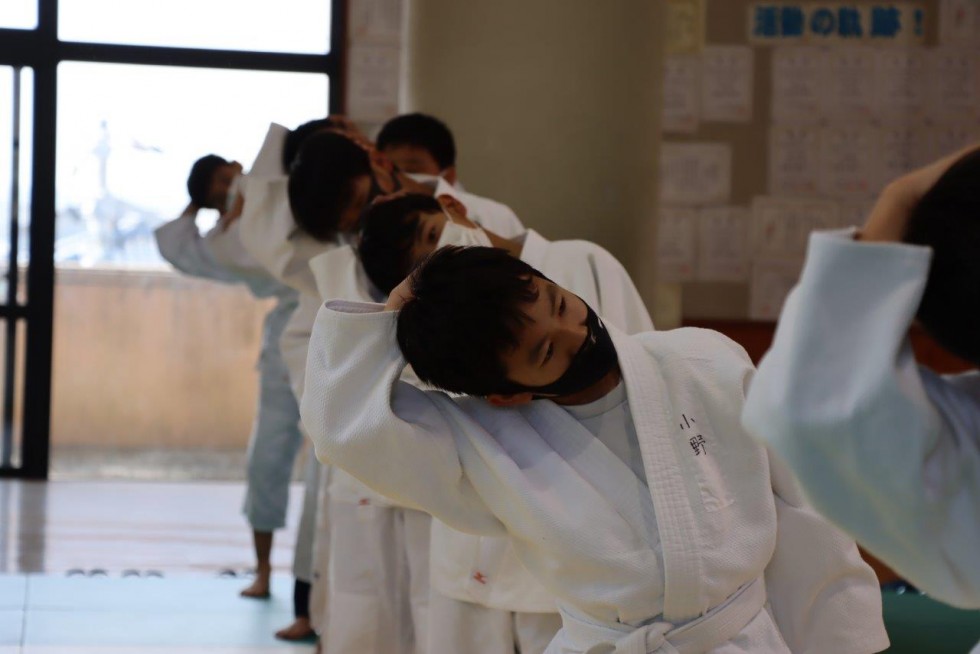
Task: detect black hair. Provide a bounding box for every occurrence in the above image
[187,154,229,208]
[905,147,980,366]
[358,193,443,295]
[376,113,456,170]
[397,246,543,396]
[287,131,371,242]
[282,117,339,173]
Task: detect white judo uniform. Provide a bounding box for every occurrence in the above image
[743,230,980,612]
[154,210,303,535]
[308,247,431,654]
[237,123,530,650]
[300,298,890,653]
[427,229,653,654]
[234,123,336,618]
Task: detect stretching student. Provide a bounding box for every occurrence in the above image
[154,154,303,603]
[287,129,526,653]
[358,191,654,653]
[301,245,889,654]
[743,145,980,614]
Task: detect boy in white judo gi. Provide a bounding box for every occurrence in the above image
[301,244,890,654]
[154,154,304,604]
[742,144,980,618]
[270,126,525,653]
[357,191,657,653]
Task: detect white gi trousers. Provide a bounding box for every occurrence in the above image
[428,591,561,654]
[322,499,430,654]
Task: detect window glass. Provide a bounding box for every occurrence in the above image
[56,62,328,267]
[59,0,331,54]
[0,67,33,303]
[0,0,37,30]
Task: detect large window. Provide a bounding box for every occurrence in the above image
[0,0,344,479]
[0,1,37,30]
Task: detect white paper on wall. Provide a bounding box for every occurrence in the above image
[697,206,751,282]
[821,46,877,122]
[347,43,402,123]
[771,46,825,125]
[749,260,802,321]
[923,123,980,163]
[927,48,979,123]
[662,55,701,134]
[656,206,699,282]
[659,142,732,205]
[349,0,403,43]
[818,125,879,199]
[879,125,919,187]
[874,48,928,124]
[700,45,754,123]
[751,196,840,263]
[768,125,821,196]
[939,0,980,45]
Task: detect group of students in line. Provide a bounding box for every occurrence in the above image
[155,111,979,653]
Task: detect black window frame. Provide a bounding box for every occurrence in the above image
[0,0,346,479]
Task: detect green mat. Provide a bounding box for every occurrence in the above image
[883,591,980,653]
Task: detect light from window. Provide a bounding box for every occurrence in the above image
[0,0,37,30]
[58,0,331,54]
[56,62,328,267]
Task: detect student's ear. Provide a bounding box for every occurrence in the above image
[436,193,469,218]
[486,392,534,407]
[442,166,458,186]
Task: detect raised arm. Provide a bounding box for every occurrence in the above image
[154,206,242,284]
[300,300,505,537]
[743,230,980,608]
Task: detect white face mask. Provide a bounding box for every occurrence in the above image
[405,172,443,190]
[436,215,492,249]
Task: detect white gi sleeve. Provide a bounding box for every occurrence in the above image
[591,246,654,334]
[154,213,241,284]
[300,300,506,537]
[743,231,980,609]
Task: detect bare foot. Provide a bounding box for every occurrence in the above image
[275,617,315,641]
[240,566,271,599]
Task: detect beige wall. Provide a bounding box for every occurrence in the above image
[51,267,270,450]
[404,0,674,321]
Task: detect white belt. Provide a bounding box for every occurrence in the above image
[566,577,767,654]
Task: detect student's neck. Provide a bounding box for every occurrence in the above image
[552,366,622,406]
[485,230,522,257]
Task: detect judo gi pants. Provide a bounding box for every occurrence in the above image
[428,591,561,654]
[310,464,331,634]
[292,451,321,585]
[323,500,431,654]
[242,358,303,532]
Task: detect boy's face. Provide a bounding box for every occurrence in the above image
[497,276,589,388]
[404,195,474,264]
[381,144,441,177]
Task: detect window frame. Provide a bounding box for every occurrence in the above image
[0,0,346,479]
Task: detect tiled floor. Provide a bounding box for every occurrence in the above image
[0,480,312,652]
[0,480,302,576]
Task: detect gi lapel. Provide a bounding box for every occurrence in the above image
[611,328,705,622]
[522,402,660,549]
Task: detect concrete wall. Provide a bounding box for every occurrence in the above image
[50,268,269,450]
[404,0,675,322]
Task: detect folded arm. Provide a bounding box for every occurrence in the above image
[743,231,980,608]
[300,300,505,536]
